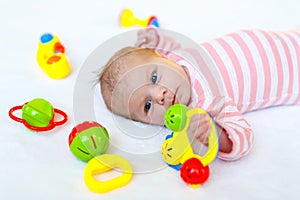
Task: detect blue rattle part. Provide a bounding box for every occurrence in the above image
[40,33,53,43]
[168,163,182,171]
[165,132,174,140]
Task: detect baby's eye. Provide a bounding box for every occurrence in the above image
[144,99,152,112]
[151,72,158,84]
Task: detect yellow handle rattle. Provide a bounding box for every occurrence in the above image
[161,104,219,188]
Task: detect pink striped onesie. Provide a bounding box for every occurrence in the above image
[136,27,300,161]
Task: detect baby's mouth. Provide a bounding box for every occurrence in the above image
[172,94,176,105]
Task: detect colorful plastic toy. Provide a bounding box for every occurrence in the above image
[9,98,68,132]
[36,33,71,79]
[69,121,110,162]
[69,121,133,193]
[180,157,209,186]
[84,154,133,193]
[119,8,159,28]
[161,104,219,188]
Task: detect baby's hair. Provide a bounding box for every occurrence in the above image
[99,46,158,112]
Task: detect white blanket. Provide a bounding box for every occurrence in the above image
[0,0,299,199]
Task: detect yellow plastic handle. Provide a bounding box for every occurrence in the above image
[84,154,133,193]
[161,108,219,167]
[119,8,150,27]
[185,108,219,166]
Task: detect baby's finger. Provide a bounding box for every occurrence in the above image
[189,119,201,133]
[194,129,209,144]
[191,114,209,125]
[195,122,211,144]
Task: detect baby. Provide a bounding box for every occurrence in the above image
[99,27,300,161]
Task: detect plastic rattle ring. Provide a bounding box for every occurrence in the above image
[162,104,219,187]
[84,154,133,193]
[9,98,68,132]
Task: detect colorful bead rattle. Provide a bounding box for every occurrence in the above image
[119,8,160,28]
[9,98,68,132]
[68,121,133,193]
[69,121,110,162]
[36,33,71,79]
[161,104,220,187]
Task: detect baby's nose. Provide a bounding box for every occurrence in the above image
[153,86,167,105]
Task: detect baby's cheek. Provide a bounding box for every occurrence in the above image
[149,105,166,125]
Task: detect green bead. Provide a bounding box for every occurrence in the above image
[22,98,54,127]
[164,104,188,131]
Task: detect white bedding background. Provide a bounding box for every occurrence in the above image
[1,0,300,199]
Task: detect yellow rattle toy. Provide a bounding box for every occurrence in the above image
[161,104,219,188]
[84,154,133,193]
[69,121,133,193]
[119,8,160,28]
[36,33,71,79]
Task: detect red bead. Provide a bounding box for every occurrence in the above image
[180,157,210,185]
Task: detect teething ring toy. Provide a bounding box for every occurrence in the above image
[9,98,68,132]
[84,154,133,193]
[161,104,219,187]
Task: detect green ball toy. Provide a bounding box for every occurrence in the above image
[9,98,68,132]
[164,104,188,131]
[68,121,110,162]
[22,98,54,127]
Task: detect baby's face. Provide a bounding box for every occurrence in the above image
[111,54,191,125]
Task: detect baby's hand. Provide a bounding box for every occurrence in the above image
[188,113,211,145]
[135,28,159,49]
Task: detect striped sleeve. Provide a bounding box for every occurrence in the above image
[135,26,181,55]
[207,97,254,160]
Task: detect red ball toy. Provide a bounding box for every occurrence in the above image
[180,157,210,185]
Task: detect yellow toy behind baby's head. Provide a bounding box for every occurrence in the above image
[119,8,160,28]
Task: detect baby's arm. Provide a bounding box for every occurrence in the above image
[135,27,181,54]
[210,98,254,161]
[188,112,233,153]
